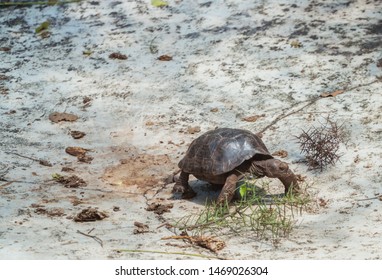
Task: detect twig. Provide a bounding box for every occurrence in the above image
[355,195,382,202]
[0,180,14,188]
[259,79,381,134]
[4,151,52,167]
[149,36,159,54]
[259,97,319,134]
[0,177,53,185]
[0,0,81,6]
[115,249,225,259]
[76,230,104,247]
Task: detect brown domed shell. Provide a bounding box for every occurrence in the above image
[178,128,273,175]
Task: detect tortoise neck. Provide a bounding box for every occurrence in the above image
[249,161,265,177]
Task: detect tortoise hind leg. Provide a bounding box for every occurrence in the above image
[172,171,197,199]
[216,173,239,204]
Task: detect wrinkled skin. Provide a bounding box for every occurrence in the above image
[173,158,300,204]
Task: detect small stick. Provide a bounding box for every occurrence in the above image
[5,151,52,167]
[76,230,103,247]
[115,249,225,259]
[355,195,382,202]
[0,0,81,6]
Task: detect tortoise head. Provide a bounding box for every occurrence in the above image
[252,158,300,194]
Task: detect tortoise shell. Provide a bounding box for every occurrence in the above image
[178,128,273,175]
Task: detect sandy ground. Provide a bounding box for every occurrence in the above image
[0,0,381,260]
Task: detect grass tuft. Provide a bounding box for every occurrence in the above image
[171,178,312,246]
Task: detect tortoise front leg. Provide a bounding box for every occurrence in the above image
[216,173,239,204]
[172,171,197,199]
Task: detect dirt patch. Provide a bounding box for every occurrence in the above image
[103,152,176,191]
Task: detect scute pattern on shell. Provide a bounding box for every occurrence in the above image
[179,128,273,175]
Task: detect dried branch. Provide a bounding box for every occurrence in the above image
[296,117,345,170]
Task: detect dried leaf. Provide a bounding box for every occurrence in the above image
[77,154,93,163]
[187,126,201,134]
[49,112,78,123]
[272,150,288,158]
[65,147,90,157]
[242,114,265,122]
[35,21,50,34]
[151,0,168,7]
[377,58,382,68]
[83,50,93,56]
[74,208,108,222]
[158,54,173,61]
[318,198,328,207]
[54,174,87,188]
[39,159,53,167]
[109,52,128,60]
[320,90,345,98]
[0,47,11,52]
[290,40,303,48]
[133,221,150,234]
[146,202,173,215]
[70,131,86,139]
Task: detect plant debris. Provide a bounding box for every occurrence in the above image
[158,54,172,61]
[70,130,86,139]
[53,174,87,188]
[77,229,104,247]
[61,167,75,172]
[162,234,225,253]
[241,114,265,122]
[187,126,201,134]
[83,49,93,56]
[290,40,303,48]
[5,151,52,167]
[318,198,328,207]
[65,146,93,163]
[151,0,168,7]
[133,221,150,234]
[0,47,11,52]
[74,208,108,222]
[34,207,65,217]
[320,89,345,98]
[109,52,128,60]
[146,202,173,215]
[272,150,288,158]
[296,117,345,170]
[38,159,53,167]
[377,58,382,68]
[65,146,89,156]
[49,112,78,123]
[35,21,50,34]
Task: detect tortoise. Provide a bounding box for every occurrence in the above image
[173,128,300,204]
